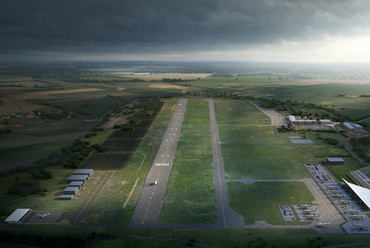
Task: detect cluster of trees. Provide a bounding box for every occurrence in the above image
[113,98,160,132]
[7,180,43,196]
[84,127,105,138]
[135,98,160,118]
[317,136,339,146]
[351,136,370,162]
[62,139,107,168]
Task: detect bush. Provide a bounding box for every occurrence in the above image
[28,167,53,179]
[324,138,339,145]
[7,180,42,196]
[121,124,135,131]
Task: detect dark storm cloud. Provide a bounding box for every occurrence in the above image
[1,0,370,60]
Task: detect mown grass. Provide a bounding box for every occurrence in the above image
[219,126,311,179]
[277,130,365,182]
[227,182,315,225]
[214,101,269,125]
[159,99,217,224]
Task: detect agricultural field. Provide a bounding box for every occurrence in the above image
[188,76,370,121]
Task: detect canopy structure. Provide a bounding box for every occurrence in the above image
[343,179,370,210]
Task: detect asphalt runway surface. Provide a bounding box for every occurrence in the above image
[129,99,187,228]
[207,99,245,228]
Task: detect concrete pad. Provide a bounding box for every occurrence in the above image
[24,211,65,224]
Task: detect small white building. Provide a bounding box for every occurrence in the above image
[320,119,332,125]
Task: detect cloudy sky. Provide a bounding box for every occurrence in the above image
[1,0,370,62]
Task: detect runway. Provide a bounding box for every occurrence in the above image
[207,99,245,228]
[129,99,187,228]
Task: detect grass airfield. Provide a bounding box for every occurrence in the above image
[1,68,370,247]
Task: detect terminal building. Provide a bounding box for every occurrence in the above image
[343,179,370,211]
[288,116,332,128]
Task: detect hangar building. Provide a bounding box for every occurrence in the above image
[326,157,345,165]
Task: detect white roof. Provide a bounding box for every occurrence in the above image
[5,209,30,223]
[343,122,355,129]
[288,115,296,122]
[320,119,332,123]
[343,179,370,209]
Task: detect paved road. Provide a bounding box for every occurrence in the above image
[207,99,245,229]
[129,99,187,229]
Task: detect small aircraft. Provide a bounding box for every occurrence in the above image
[306,216,320,220]
[348,215,365,220]
[338,200,351,205]
[329,190,342,194]
[344,210,360,214]
[298,204,312,210]
[316,221,331,228]
[304,213,320,217]
[331,193,346,198]
[38,213,50,219]
[351,222,368,230]
[327,185,338,190]
[302,209,316,213]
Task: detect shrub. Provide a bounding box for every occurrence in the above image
[7,180,42,196]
